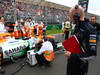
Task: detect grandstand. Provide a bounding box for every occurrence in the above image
[0,0,70,24]
[0,0,99,24]
[16,0,69,10]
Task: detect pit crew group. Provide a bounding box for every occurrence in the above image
[0,16,55,67]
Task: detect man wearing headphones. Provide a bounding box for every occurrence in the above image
[64,5,97,75]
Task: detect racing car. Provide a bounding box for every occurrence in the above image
[0,33,42,63]
[0,32,57,64]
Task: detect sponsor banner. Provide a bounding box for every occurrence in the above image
[78,0,89,12]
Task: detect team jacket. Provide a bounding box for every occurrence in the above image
[70,20,97,60]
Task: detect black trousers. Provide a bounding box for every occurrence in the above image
[67,58,88,75]
[35,53,50,66]
[34,29,37,35]
[64,31,69,40]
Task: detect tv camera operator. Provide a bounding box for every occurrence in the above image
[63,5,97,75]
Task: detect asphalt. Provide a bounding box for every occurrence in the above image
[2,53,66,75]
[0,34,100,75]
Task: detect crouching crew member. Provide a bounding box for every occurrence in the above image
[35,37,55,67]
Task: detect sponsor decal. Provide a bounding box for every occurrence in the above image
[4,45,27,56]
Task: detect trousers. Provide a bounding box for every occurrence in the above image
[66,57,88,75]
[35,53,50,66]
